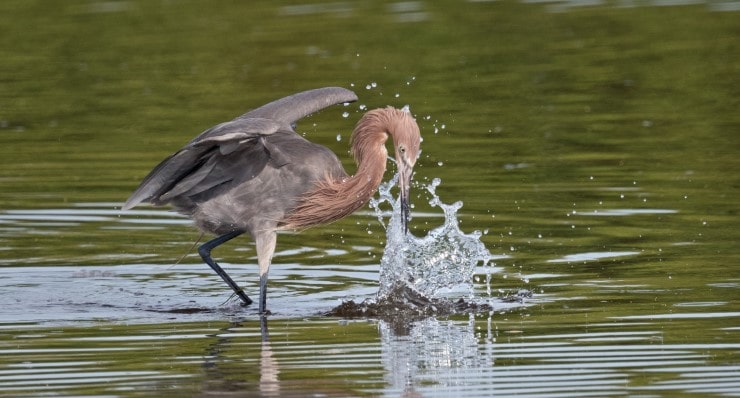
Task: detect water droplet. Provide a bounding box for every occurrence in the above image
[342,111,349,118]
[336,134,342,141]
[437,161,443,166]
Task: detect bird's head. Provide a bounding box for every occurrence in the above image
[388,107,421,234]
[351,106,422,233]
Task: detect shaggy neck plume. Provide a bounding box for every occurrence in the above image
[279,108,405,230]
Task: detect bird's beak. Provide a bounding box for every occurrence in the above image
[398,162,413,234]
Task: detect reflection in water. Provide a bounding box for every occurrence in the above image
[376,314,740,397]
[259,318,280,398]
[0,312,737,397]
[200,318,281,397]
[547,250,640,263]
[379,316,482,397]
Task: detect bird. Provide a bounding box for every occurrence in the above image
[122,87,421,314]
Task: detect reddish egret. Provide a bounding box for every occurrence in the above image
[123,87,421,314]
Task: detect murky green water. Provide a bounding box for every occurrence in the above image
[1,0,739,396]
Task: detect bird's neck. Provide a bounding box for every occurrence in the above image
[335,121,390,211]
[339,140,388,207]
[349,127,389,191]
[279,126,389,230]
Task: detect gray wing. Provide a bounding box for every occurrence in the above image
[187,87,358,145]
[122,118,284,210]
[123,87,357,211]
[239,87,357,124]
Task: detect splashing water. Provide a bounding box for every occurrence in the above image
[370,175,494,300]
[327,175,498,318]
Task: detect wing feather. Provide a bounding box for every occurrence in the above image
[123,118,281,210]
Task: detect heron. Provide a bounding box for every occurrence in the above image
[123,87,421,314]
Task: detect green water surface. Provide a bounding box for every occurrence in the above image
[0,1,738,396]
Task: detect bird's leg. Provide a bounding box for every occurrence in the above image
[255,230,277,315]
[198,230,253,307]
[259,273,269,315]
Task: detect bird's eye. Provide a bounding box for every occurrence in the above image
[399,145,406,154]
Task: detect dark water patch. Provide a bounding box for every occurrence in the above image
[326,283,495,319]
[499,289,534,303]
[147,307,215,315]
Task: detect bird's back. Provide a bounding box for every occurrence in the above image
[184,130,347,236]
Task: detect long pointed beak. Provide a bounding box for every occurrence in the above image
[398,163,413,234]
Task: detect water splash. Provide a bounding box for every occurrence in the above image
[327,175,499,317]
[370,175,494,300]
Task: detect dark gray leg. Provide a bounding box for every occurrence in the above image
[259,273,269,315]
[198,230,253,306]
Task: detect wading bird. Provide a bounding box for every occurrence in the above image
[123,87,421,314]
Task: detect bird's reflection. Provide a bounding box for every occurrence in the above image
[259,317,280,397]
[200,313,492,397]
[379,316,488,397]
[200,316,281,397]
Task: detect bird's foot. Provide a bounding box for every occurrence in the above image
[237,291,253,307]
[223,290,253,307]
